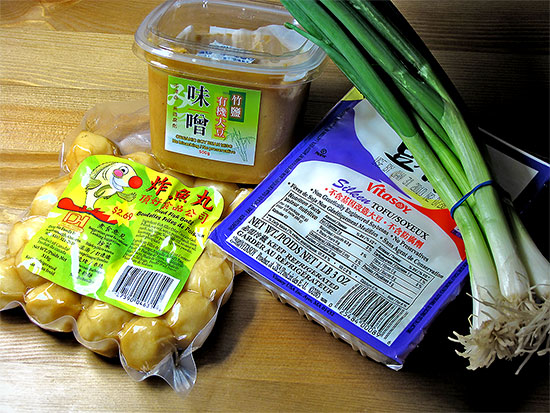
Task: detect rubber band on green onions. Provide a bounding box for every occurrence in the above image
[281,0,550,373]
[450,180,493,219]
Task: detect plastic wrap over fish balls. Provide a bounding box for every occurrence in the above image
[185,251,233,302]
[194,178,239,216]
[15,248,47,288]
[7,216,46,257]
[164,291,216,348]
[24,282,82,332]
[77,300,134,357]
[0,130,243,375]
[29,174,71,217]
[81,295,97,310]
[123,151,163,172]
[161,169,195,187]
[0,257,26,308]
[119,317,176,372]
[63,131,120,172]
[224,187,253,218]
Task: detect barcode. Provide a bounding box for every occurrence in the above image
[336,285,406,339]
[106,263,179,314]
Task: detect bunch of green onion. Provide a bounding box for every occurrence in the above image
[281,0,549,371]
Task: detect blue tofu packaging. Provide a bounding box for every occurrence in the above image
[209,89,549,369]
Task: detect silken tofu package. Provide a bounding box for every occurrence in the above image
[209,89,550,369]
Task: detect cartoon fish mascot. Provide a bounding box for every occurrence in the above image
[84,161,143,210]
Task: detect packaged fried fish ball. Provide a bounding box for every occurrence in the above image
[184,251,233,302]
[0,257,26,309]
[193,178,239,215]
[164,291,216,348]
[63,131,120,172]
[24,282,82,332]
[204,230,225,259]
[77,301,134,357]
[15,248,46,288]
[222,187,253,218]
[29,174,71,217]
[119,317,176,372]
[81,295,97,310]
[161,169,195,187]
[203,237,246,276]
[7,216,46,256]
[123,151,163,172]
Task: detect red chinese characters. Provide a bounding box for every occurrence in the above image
[140,177,216,219]
[191,189,214,211]
[327,188,424,249]
[147,176,172,196]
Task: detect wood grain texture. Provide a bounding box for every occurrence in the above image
[0,0,548,411]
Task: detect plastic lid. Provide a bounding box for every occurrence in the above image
[134,0,327,82]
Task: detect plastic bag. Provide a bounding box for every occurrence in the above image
[0,100,251,396]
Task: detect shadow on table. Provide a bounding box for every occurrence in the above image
[192,274,258,368]
[403,292,550,412]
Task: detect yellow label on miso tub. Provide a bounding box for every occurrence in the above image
[165,75,261,166]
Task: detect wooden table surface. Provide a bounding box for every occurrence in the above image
[0,1,548,411]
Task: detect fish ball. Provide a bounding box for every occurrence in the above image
[223,187,253,218]
[161,169,195,187]
[119,317,176,372]
[0,257,26,308]
[14,248,45,288]
[29,174,71,216]
[7,216,46,256]
[77,301,133,357]
[63,131,120,172]
[81,295,97,310]
[204,237,245,276]
[184,252,233,302]
[204,237,225,259]
[164,291,216,348]
[24,282,82,332]
[123,152,163,172]
[203,237,245,275]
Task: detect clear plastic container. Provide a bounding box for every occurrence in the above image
[134,0,327,184]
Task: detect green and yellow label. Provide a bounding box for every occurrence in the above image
[21,155,224,317]
[165,75,261,166]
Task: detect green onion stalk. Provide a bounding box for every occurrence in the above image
[281,0,549,371]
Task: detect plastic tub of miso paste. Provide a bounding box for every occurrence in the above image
[134,0,327,184]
